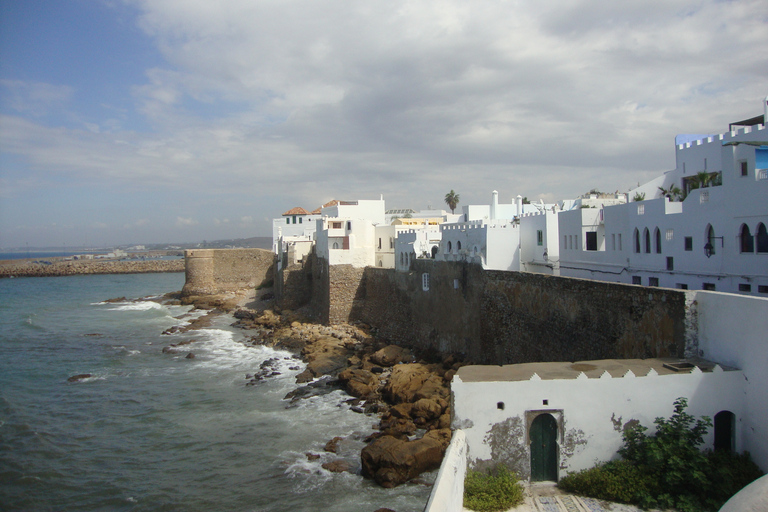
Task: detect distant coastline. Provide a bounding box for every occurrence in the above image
[0,255,184,278]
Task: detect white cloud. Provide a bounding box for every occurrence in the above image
[176,216,198,226]
[3,0,768,246]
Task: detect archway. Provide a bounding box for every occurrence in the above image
[530,414,558,481]
[714,411,735,451]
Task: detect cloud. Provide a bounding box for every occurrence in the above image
[176,216,198,227]
[3,0,768,246]
[0,80,74,117]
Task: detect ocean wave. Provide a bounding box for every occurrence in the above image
[101,301,165,312]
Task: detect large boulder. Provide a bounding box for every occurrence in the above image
[383,363,448,404]
[302,336,352,378]
[370,345,413,367]
[338,368,379,398]
[360,429,452,488]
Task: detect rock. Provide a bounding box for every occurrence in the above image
[104,297,127,303]
[324,436,343,453]
[373,508,397,512]
[411,398,443,421]
[185,352,195,359]
[284,375,343,405]
[370,345,412,367]
[67,373,92,382]
[389,403,413,419]
[360,429,452,488]
[383,364,448,404]
[302,335,352,378]
[322,459,352,473]
[306,453,321,461]
[338,369,378,398]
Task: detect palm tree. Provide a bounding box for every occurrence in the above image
[445,190,460,214]
[696,171,712,188]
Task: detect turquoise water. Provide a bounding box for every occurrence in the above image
[0,274,432,511]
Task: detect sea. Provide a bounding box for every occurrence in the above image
[0,273,433,512]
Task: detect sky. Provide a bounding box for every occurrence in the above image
[1,0,767,248]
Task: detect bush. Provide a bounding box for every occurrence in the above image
[558,398,764,512]
[464,464,524,512]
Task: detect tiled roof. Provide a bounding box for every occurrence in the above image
[310,199,340,214]
[282,207,310,216]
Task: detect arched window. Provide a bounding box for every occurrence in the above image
[634,228,640,253]
[332,242,339,250]
[400,253,404,265]
[757,223,768,253]
[447,241,452,252]
[705,225,716,256]
[644,228,651,253]
[457,241,462,251]
[740,224,754,253]
[654,228,662,254]
[431,246,438,259]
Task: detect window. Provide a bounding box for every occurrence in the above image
[757,223,768,253]
[634,229,641,253]
[457,241,462,251]
[740,224,754,253]
[632,276,641,285]
[618,234,622,251]
[703,283,716,291]
[378,238,382,250]
[347,221,352,230]
[537,230,543,246]
[667,257,674,271]
[740,161,748,176]
[739,284,752,292]
[332,242,339,249]
[637,204,645,215]
[585,231,598,251]
[648,277,659,287]
[563,235,567,250]
[666,229,674,241]
[644,228,651,253]
[611,234,616,250]
[299,217,302,224]
[390,237,394,249]
[453,279,460,290]
[677,283,689,290]
[332,221,342,229]
[292,215,297,224]
[759,285,768,294]
[654,228,662,254]
[286,218,291,224]
[685,237,693,251]
[447,241,452,252]
[422,273,430,291]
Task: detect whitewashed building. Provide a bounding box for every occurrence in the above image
[558,100,768,295]
[314,198,386,268]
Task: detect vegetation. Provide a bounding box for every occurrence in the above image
[464,464,525,512]
[658,184,683,201]
[522,196,531,204]
[444,190,460,214]
[559,398,763,512]
[632,191,646,202]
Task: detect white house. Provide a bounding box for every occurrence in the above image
[558,99,768,295]
[314,198,386,268]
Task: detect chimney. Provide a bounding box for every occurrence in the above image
[490,190,498,221]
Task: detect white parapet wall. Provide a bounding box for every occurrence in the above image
[424,429,468,512]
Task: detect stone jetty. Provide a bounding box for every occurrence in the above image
[0,257,184,278]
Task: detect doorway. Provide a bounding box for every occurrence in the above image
[530,413,558,481]
[714,411,735,451]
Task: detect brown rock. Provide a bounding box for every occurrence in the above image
[306,453,321,461]
[360,429,452,488]
[338,369,378,398]
[324,436,343,453]
[370,345,412,367]
[411,398,443,421]
[322,459,352,473]
[302,336,352,378]
[389,403,413,419]
[383,364,448,404]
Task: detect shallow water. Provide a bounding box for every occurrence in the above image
[0,274,433,511]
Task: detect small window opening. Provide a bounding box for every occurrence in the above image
[497,402,505,410]
[684,237,693,251]
[667,257,674,271]
[542,399,549,406]
[740,161,748,176]
[739,284,752,292]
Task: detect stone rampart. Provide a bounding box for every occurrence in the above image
[182,248,275,296]
[333,260,687,364]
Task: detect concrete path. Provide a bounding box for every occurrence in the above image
[464,482,655,512]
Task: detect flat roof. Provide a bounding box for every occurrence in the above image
[456,358,737,383]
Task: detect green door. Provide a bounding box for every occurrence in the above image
[530,413,558,481]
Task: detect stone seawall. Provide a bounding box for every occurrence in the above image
[182,248,275,297]
[307,260,688,364]
[0,258,184,278]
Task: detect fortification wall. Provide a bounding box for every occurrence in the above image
[182,248,275,296]
[345,260,687,364]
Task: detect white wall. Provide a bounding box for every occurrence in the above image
[695,291,768,471]
[452,364,745,480]
[424,430,468,512]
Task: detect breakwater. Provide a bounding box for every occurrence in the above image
[0,258,184,278]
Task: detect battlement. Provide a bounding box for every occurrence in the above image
[677,123,766,151]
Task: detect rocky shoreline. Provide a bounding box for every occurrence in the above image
[169,287,465,492]
[0,257,184,278]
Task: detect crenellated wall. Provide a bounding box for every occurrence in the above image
[182,248,275,296]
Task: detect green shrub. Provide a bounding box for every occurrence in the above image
[558,398,764,512]
[464,464,524,512]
